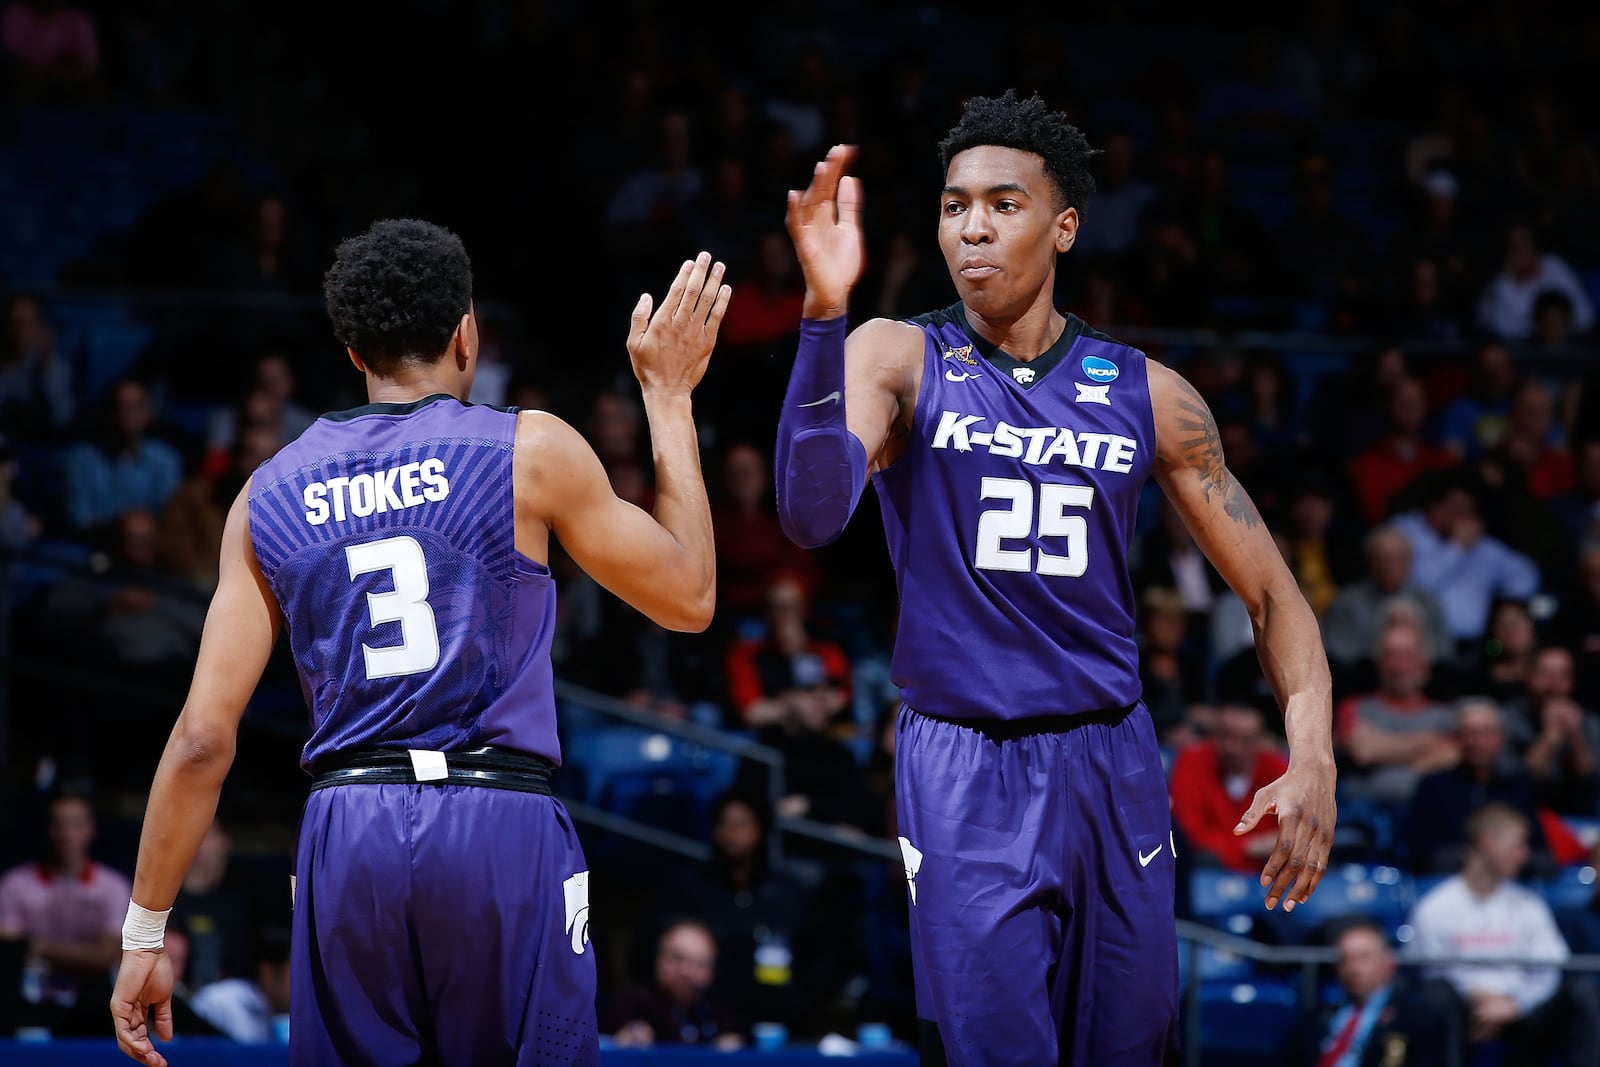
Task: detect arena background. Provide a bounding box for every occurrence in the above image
[3,0,1600,1063]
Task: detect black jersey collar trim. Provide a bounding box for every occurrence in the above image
[952,303,1086,388]
[321,393,460,422]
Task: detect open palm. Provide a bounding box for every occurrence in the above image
[786,144,865,315]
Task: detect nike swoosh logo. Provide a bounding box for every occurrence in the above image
[945,368,981,382]
[798,391,841,408]
[1138,845,1163,868]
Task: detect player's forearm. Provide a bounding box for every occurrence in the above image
[129,717,236,913]
[640,389,715,630]
[775,316,869,548]
[1252,585,1334,768]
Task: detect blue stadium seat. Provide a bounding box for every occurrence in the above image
[1267,864,1411,943]
[562,725,738,810]
[1540,866,1598,912]
[1189,868,1268,937]
[1193,979,1301,1066]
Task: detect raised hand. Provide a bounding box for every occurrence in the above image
[786,144,864,318]
[625,252,732,397]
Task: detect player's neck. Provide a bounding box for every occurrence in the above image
[364,370,467,406]
[964,301,1065,363]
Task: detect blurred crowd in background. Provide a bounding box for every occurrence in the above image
[5,0,1600,1061]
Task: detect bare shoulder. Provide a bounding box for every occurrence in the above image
[512,409,601,523]
[846,316,925,405]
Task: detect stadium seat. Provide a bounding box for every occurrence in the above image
[1540,866,1598,912]
[1192,978,1302,1067]
[1266,863,1411,944]
[1189,868,1269,937]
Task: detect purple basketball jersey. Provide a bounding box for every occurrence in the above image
[249,394,560,770]
[872,305,1155,720]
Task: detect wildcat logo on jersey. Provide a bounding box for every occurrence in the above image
[562,871,591,955]
[898,837,923,905]
[1012,367,1036,385]
[930,410,1139,472]
[942,344,978,367]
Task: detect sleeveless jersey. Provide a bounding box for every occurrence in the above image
[248,393,559,770]
[872,304,1156,720]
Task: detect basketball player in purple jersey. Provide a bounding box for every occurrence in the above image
[774,92,1337,1065]
[109,219,732,1067]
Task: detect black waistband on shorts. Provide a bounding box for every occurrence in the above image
[309,746,555,795]
[910,702,1138,742]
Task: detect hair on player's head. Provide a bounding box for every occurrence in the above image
[323,218,472,373]
[938,89,1099,215]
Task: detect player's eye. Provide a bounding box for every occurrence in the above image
[943,201,965,215]
[997,199,1020,212]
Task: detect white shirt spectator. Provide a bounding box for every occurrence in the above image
[1406,874,1568,1016]
[190,978,280,1043]
[1477,252,1596,340]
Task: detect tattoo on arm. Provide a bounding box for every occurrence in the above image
[1171,379,1263,529]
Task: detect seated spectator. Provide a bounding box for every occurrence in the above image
[1405,699,1548,875]
[1168,662,1289,872]
[1349,375,1456,524]
[1488,378,1573,500]
[1463,597,1539,705]
[171,819,253,990]
[189,925,292,1044]
[0,788,131,1035]
[1321,524,1451,687]
[1475,221,1596,341]
[0,436,42,552]
[1336,619,1461,806]
[1290,917,1442,1067]
[1141,585,1207,746]
[603,919,746,1049]
[654,790,822,1035]
[1390,470,1540,650]
[1546,537,1600,707]
[710,442,819,624]
[159,420,281,591]
[1408,803,1600,1066]
[1280,470,1362,617]
[717,229,805,351]
[154,928,228,1040]
[0,293,74,443]
[1513,646,1600,815]
[203,349,315,470]
[60,378,185,536]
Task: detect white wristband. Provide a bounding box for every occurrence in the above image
[122,900,171,951]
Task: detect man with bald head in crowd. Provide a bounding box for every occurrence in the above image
[1323,523,1451,684]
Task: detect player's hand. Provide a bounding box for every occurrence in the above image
[110,948,174,1067]
[1235,759,1336,912]
[626,252,732,397]
[786,144,864,318]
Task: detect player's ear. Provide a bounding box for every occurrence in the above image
[1056,206,1079,254]
[454,304,477,372]
[346,347,368,375]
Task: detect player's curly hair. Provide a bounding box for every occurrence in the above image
[323,218,473,371]
[938,89,1099,216]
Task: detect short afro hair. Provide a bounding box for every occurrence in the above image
[938,89,1099,216]
[323,218,473,371]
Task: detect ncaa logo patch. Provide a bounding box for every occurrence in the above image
[1081,355,1119,383]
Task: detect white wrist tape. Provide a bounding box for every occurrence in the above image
[122,900,171,951]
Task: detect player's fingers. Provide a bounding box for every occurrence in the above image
[689,259,727,323]
[659,258,694,321]
[837,175,864,230]
[1289,818,1334,906]
[1235,787,1273,835]
[675,252,712,323]
[1259,808,1300,908]
[703,283,733,334]
[626,292,652,353]
[153,995,173,1041]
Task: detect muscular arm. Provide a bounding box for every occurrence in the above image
[517,404,715,633]
[1150,362,1336,907]
[128,482,280,914]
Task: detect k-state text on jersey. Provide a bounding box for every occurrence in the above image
[930,410,1138,472]
[303,458,451,524]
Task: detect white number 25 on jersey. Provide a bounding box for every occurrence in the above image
[344,535,441,679]
[974,476,1095,576]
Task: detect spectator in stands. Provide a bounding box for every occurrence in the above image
[1167,662,1288,872]
[1390,470,1541,649]
[1532,288,1579,348]
[1385,255,1468,342]
[0,436,41,552]
[171,818,252,990]
[154,928,228,1039]
[1463,598,1540,705]
[158,419,280,591]
[655,789,821,1035]
[1139,585,1206,747]
[586,388,645,473]
[1336,618,1460,806]
[0,788,130,1034]
[716,229,805,352]
[60,377,184,535]
[1274,152,1371,303]
[1436,342,1518,462]
[1183,147,1280,305]
[1291,917,1441,1067]
[34,506,206,681]
[207,191,320,297]
[1551,439,1600,554]
[205,349,316,466]
[1390,169,1475,305]
[1281,468,1361,617]
[1072,128,1158,264]
[1475,221,1595,341]
[603,919,746,1049]
[1547,537,1600,707]
[1349,375,1456,524]
[1307,344,1411,463]
[189,925,292,1044]
[0,292,74,442]
[0,0,103,104]
[1322,524,1451,686]
[1405,699,1547,875]
[1409,803,1600,1067]
[710,442,819,624]
[1514,646,1600,815]
[1488,378,1573,500]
